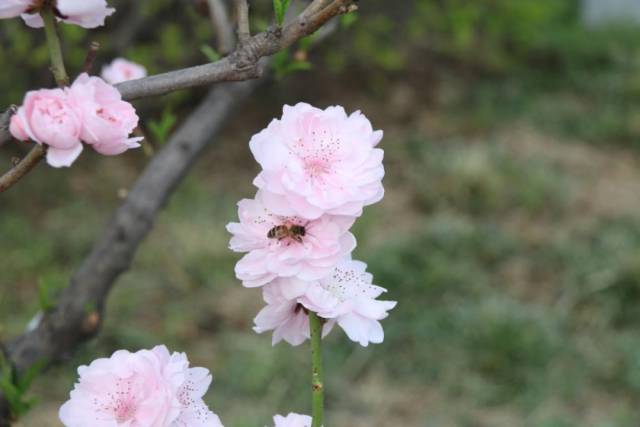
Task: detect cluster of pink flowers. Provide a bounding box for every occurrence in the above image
[10,73,141,167]
[59,346,224,427]
[0,0,114,29]
[228,103,396,347]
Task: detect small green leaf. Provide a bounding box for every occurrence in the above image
[200,44,221,62]
[272,50,313,78]
[37,278,54,311]
[0,354,42,419]
[273,0,291,26]
[340,11,358,28]
[148,108,177,145]
[17,360,46,394]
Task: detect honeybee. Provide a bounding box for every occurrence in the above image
[267,224,306,243]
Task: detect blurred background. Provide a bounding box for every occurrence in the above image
[2,0,640,425]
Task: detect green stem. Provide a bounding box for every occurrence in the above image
[309,311,324,427]
[41,7,68,86]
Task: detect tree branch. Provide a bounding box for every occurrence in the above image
[235,0,251,45]
[0,145,46,193]
[208,0,235,54]
[0,79,261,424]
[0,0,352,142]
[0,0,354,194]
[0,1,354,422]
[0,107,16,149]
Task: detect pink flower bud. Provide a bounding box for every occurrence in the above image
[68,73,142,156]
[10,88,84,167]
[101,58,147,84]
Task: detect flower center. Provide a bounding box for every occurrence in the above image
[304,159,329,178]
[114,399,136,423]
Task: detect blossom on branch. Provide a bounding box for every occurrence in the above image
[10,88,84,167]
[254,278,334,346]
[10,73,141,167]
[227,190,356,287]
[58,345,224,427]
[68,73,142,156]
[272,413,312,427]
[250,103,385,219]
[19,0,115,29]
[102,58,148,85]
[253,259,396,347]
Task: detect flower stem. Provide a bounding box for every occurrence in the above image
[41,6,69,87]
[309,311,324,427]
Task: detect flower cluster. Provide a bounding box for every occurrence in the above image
[228,103,396,347]
[0,0,114,29]
[59,345,224,427]
[10,73,141,167]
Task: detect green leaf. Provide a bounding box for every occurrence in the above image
[273,0,291,26]
[272,50,313,79]
[148,108,177,145]
[17,360,46,394]
[37,277,54,311]
[340,11,359,28]
[200,44,221,62]
[0,353,42,420]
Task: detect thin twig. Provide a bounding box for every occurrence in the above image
[235,0,251,44]
[0,107,16,148]
[304,0,331,17]
[41,8,68,87]
[0,145,46,193]
[0,0,354,193]
[82,41,101,74]
[0,0,354,141]
[208,0,235,54]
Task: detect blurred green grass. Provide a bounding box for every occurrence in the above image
[3,0,640,426]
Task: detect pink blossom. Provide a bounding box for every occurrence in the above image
[21,0,115,29]
[59,345,224,427]
[101,58,148,84]
[227,191,356,287]
[250,103,385,219]
[68,73,142,155]
[0,0,32,19]
[9,88,83,167]
[301,258,397,347]
[254,280,334,346]
[273,413,312,427]
[254,259,396,347]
